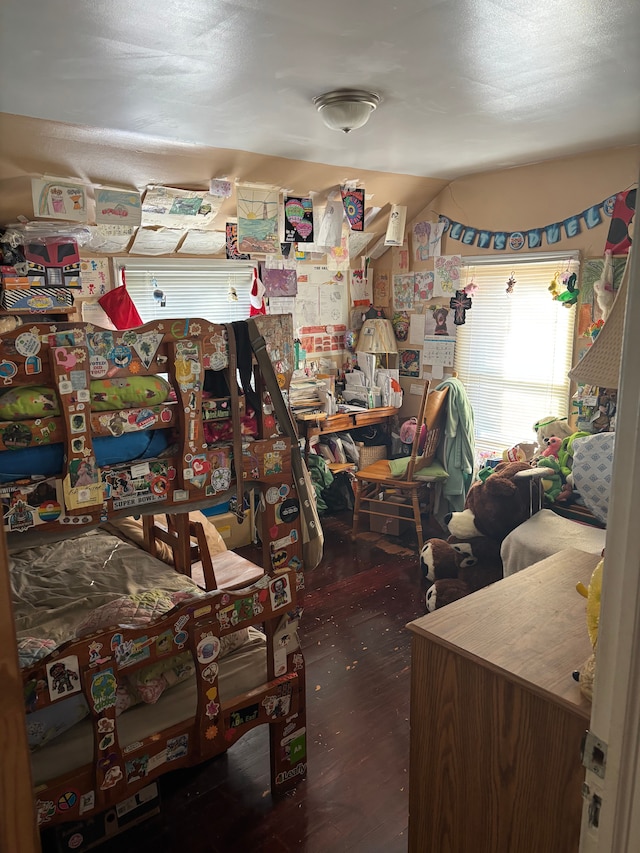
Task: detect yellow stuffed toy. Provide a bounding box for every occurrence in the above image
[574,558,603,701]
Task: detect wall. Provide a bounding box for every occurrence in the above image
[373,145,640,417]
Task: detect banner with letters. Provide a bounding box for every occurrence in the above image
[437,190,636,252]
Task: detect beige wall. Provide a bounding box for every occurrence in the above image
[426,145,639,258]
[373,145,639,417]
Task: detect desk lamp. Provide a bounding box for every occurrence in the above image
[357,317,398,369]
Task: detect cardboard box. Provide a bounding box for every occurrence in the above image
[370,495,411,536]
[208,508,253,549]
[1,287,74,311]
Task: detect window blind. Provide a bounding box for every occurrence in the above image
[454,255,579,456]
[114,258,255,324]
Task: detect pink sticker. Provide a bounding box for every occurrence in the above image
[270,525,279,538]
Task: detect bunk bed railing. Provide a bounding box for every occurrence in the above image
[25,568,305,828]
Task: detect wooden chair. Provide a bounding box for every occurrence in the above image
[351,382,449,551]
[142,512,264,591]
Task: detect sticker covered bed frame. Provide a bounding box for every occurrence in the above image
[1,314,309,833]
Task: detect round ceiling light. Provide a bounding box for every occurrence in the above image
[313,89,381,134]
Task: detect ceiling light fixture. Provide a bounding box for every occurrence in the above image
[313,89,381,134]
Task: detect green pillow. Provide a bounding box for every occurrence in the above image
[0,386,60,419]
[90,376,171,411]
[387,456,449,480]
[0,376,172,419]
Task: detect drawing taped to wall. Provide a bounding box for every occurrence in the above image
[236,183,280,254]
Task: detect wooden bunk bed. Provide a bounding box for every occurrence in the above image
[0,315,308,840]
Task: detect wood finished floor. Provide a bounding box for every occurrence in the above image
[43,513,441,853]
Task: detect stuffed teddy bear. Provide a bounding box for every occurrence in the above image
[532,416,574,462]
[422,460,540,610]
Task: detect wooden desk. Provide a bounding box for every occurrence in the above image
[407,549,598,853]
[295,406,397,462]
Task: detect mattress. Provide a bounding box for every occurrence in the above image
[9,530,269,786]
[500,509,607,576]
[30,627,267,786]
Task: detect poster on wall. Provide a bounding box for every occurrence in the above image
[326,235,350,271]
[236,183,280,254]
[350,269,372,305]
[179,230,227,254]
[129,227,183,255]
[433,255,462,297]
[384,204,407,246]
[399,348,421,377]
[79,257,110,297]
[393,274,415,311]
[284,196,314,243]
[85,224,136,253]
[414,271,435,305]
[412,221,445,262]
[225,222,250,260]
[262,267,298,297]
[316,192,344,248]
[374,272,390,307]
[424,305,457,339]
[340,186,365,231]
[31,177,89,222]
[142,186,223,229]
[95,187,142,225]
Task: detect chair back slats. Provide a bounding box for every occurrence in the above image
[407,385,449,479]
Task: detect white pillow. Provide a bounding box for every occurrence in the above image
[572,433,615,525]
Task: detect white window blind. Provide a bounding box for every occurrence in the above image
[454,255,578,456]
[114,258,255,323]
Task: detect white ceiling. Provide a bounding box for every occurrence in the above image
[1,0,639,180]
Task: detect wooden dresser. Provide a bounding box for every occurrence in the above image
[407,548,600,853]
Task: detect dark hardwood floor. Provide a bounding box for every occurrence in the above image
[43,513,441,853]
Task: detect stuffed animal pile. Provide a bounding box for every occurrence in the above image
[421,461,541,610]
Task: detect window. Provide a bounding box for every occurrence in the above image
[115,258,255,324]
[454,255,578,456]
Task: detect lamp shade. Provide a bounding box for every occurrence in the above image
[357,318,398,355]
[313,90,380,133]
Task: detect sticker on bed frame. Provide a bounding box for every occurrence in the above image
[196,634,221,664]
[36,799,56,825]
[15,331,41,357]
[270,529,298,551]
[25,355,42,375]
[229,704,259,729]
[126,754,150,784]
[166,734,189,761]
[133,331,163,368]
[269,575,292,611]
[90,667,117,713]
[111,633,153,668]
[46,655,81,698]
[280,727,307,764]
[262,683,293,719]
[201,662,219,683]
[175,340,201,392]
[100,765,124,790]
[89,354,109,378]
[79,791,95,816]
[0,360,18,384]
[276,498,300,525]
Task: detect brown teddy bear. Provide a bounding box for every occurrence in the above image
[422,461,540,610]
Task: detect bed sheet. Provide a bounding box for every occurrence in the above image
[10,529,201,647]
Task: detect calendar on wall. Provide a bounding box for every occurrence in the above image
[422,337,455,367]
